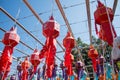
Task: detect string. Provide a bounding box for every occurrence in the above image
[51,0,54,16]
[14,8,21,27]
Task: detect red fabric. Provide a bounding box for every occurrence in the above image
[0,46,13,78]
[63,32,75,49]
[88,48,98,59]
[41,16,59,78]
[88,45,98,73]
[99,23,116,46]
[39,45,48,59]
[21,70,28,80]
[21,58,30,80]
[45,38,56,78]
[0,27,20,79]
[64,49,74,76]
[63,32,75,76]
[30,49,40,73]
[64,53,73,76]
[92,59,97,72]
[42,16,59,38]
[94,1,117,46]
[2,27,20,47]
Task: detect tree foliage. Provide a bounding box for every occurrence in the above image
[72,36,112,78]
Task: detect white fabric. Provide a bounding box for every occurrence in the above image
[111,36,120,60]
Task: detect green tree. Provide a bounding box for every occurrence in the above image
[72,36,112,79]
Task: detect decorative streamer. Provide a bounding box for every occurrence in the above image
[63,32,75,77]
[94,0,117,46]
[0,27,20,80]
[39,15,60,78]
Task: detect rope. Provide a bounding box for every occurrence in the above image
[14,8,21,26]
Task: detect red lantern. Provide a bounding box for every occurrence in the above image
[0,26,20,80]
[94,1,114,25]
[63,32,75,76]
[40,15,60,78]
[2,27,20,47]
[94,1,117,46]
[21,57,30,71]
[88,45,98,72]
[0,46,13,72]
[30,49,40,73]
[88,45,98,59]
[43,16,60,38]
[63,32,75,49]
[21,57,30,80]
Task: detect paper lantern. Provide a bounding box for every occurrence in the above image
[88,45,98,72]
[21,57,30,71]
[63,32,75,49]
[94,1,113,25]
[0,46,13,71]
[42,16,60,78]
[21,57,30,80]
[63,32,75,76]
[88,45,98,59]
[43,16,60,38]
[94,1,116,46]
[30,49,40,73]
[2,27,20,47]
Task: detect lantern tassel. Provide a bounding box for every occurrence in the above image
[92,58,97,72]
[34,66,37,74]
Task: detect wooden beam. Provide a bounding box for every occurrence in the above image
[55,0,74,37]
[55,0,90,76]
[23,0,65,52]
[23,0,44,24]
[0,7,44,46]
[113,0,118,14]
[85,0,92,44]
[22,0,65,62]
[0,27,34,50]
[55,0,84,61]
[0,27,64,54]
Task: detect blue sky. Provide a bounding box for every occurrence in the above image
[0,0,120,75]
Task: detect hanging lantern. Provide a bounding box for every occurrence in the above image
[2,27,20,47]
[21,57,30,80]
[0,26,20,80]
[30,49,40,73]
[21,57,30,71]
[41,15,60,78]
[63,32,75,49]
[43,16,60,38]
[94,1,114,25]
[88,45,98,59]
[63,32,75,76]
[88,45,98,72]
[94,1,117,46]
[0,46,13,72]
